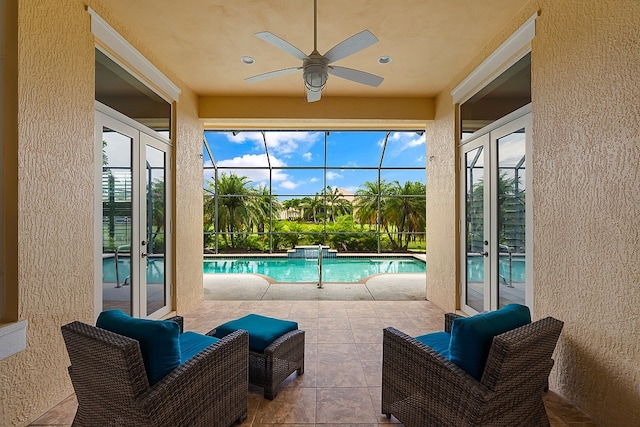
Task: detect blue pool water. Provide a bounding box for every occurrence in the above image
[466,256,526,283]
[203,256,426,283]
[102,256,165,284]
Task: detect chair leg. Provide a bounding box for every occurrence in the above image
[264,387,276,400]
[235,412,248,425]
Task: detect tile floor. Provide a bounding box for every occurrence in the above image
[31,296,599,426]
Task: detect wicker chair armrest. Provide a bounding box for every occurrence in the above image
[166,316,184,333]
[141,329,249,423]
[444,312,464,333]
[383,327,491,424]
[263,329,305,357]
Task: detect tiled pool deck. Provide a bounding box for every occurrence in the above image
[32,273,598,426]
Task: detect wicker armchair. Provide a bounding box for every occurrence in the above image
[382,313,564,427]
[61,316,248,427]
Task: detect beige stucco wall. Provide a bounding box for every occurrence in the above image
[424,91,457,312]
[427,0,640,425]
[0,1,204,425]
[532,1,640,424]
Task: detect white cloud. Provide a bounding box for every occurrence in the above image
[303,152,313,161]
[279,180,298,190]
[217,153,291,186]
[390,131,425,148]
[224,131,321,157]
[309,177,319,183]
[326,171,342,181]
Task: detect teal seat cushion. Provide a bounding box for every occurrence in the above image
[415,331,451,359]
[449,303,531,380]
[179,331,219,363]
[214,314,298,352]
[96,309,181,385]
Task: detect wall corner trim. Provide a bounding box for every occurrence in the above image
[0,320,27,360]
[87,7,181,102]
[451,12,538,104]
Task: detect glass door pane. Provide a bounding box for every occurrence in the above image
[463,141,489,313]
[101,126,134,314]
[495,128,526,307]
[144,143,168,316]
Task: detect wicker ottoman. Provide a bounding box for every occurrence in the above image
[209,314,305,400]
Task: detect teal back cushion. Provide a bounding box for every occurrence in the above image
[449,304,531,380]
[96,310,181,385]
[214,314,297,352]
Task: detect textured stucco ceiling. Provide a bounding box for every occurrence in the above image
[100,0,530,99]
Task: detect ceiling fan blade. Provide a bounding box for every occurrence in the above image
[307,88,322,102]
[324,30,378,64]
[255,31,309,61]
[328,66,383,87]
[245,67,302,83]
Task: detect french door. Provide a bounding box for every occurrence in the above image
[460,109,532,314]
[95,108,172,319]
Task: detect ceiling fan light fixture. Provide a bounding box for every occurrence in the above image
[304,70,328,91]
[303,61,328,91]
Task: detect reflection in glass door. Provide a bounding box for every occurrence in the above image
[142,137,170,316]
[463,138,489,312]
[495,127,527,308]
[101,124,136,315]
[460,112,531,313]
[97,111,171,319]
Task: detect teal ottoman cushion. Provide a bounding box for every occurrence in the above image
[415,331,451,358]
[96,309,181,385]
[214,314,298,352]
[449,303,531,380]
[179,331,219,363]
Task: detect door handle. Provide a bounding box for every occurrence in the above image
[141,252,147,258]
[482,251,489,257]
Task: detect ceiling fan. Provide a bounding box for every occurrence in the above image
[245,0,384,102]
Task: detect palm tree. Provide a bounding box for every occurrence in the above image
[147,178,166,253]
[354,180,393,229]
[323,186,352,222]
[209,173,252,248]
[301,194,323,223]
[470,172,524,251]
[383,180,426,250]
[247,184,281,233]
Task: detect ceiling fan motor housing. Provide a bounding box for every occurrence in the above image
[303,52,329,91]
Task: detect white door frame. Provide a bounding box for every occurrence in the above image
[94,103,172,320]
[459,105,532,314]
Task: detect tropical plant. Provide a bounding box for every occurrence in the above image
[354,180,394,229]
[382,180,426,250]
[147,178,166,253]
[354,179,425,251]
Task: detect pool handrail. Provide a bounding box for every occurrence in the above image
[114,244,131,288]
[317,244,323,289]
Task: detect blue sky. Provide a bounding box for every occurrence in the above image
[203,130,426,197]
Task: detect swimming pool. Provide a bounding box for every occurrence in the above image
[203,256,426,283]
[102,255,523,285]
